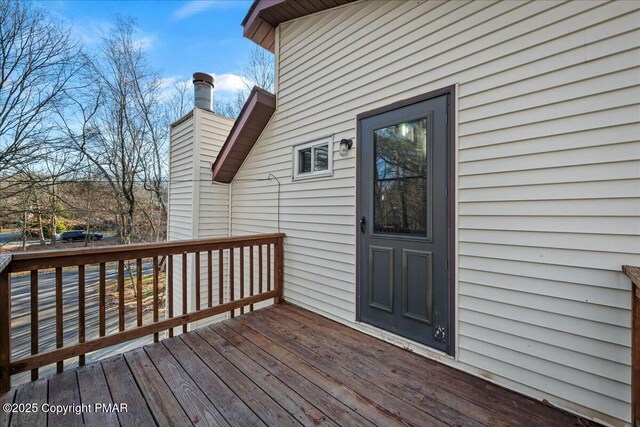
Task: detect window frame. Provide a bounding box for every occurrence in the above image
[292,137,333,180]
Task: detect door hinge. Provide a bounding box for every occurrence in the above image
[446,259,449,270]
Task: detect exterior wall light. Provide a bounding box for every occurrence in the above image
[339,139,353,157]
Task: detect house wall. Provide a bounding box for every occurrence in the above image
[168,108,234,330]
[229,1,640,425]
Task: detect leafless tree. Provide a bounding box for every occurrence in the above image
[242,45,274,93]
[59,17,169,244]
[214,45,274,118]
[167,80,192,122]
[0,0,84,183]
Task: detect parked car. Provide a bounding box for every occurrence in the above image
[58,230,103,242]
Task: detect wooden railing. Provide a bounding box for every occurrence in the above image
[623,265,640,427]
[0,233,285,393]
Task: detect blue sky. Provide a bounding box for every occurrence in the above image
[38,0,256,103]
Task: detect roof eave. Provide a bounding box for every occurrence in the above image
[211,87,276,184]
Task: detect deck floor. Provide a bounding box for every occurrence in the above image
[1,303,599,427]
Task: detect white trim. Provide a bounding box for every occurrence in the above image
[453,83,460,362]
[292,136,333,180]
[189,109,202,326]
[274,25,280,108]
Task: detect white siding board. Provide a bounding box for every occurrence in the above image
[458,268,628,309]
[460,242,640,273]
[458,340,630,417]
[228,1,640,424]
[460,323,630,392]
[459,160,640,188]
[460,321,629,385]
[459,198,640,217]
[460,281,629,328]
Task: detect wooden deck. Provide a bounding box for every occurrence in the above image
[1,303,599,427]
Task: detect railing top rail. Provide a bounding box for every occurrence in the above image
[7,233,286,273]
[624,265,640,289]
[0,255,11,275]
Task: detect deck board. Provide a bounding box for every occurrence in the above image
[258,306,485,426]
[76,362,118,427]
[196,327,334,426]
[278,303,575,426]
[47,370,82,427]
[101,355,155,427]
[179,331,299,426]
[1,303,602,427]
[0,389,15,427]
[213,323,376,427]
[144,341,230,427]
[221,319,408,427]
[123,348,193,427]
[273,304,533,427]
[10,378,47,427]
[162,335,265,427]
[239,309,452,427]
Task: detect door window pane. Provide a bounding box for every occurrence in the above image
[374,178,426,234]
[298,147,312,174]
[314,145,328,171]
[375,119,427,180]
[373,118,428,235]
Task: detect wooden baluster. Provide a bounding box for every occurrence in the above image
[118,261,125,332]
[182,253,187,333]
[0,268,10,393]
[153,257,159,342]
[136,258,142,327]
[275,237,284,304]
[240,247,245,315]
[218,249,223,305]
[99,263,106,337]
[229,247,234,318]
[78,265,85,366]
[168,255,173,338]
[30,271,38,380]
[259,245,263,294]
[56,267,63,373]
[195,252,200,311]
[267,244,271,292]
[249,246,254,311]
[207,251,213,308]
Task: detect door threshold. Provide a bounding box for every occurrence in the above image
[353,320,456,365]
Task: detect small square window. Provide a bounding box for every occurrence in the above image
[293,137,333,180]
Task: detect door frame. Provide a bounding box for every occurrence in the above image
[355,85,456,356]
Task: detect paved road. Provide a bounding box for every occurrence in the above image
[9,261,157,386]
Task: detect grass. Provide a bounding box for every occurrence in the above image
[105,271,166,315]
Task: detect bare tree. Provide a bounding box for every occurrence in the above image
[242,45,274,93]
[214,45,274,118]
[0,0,83,182]
[60,17,170,244]
[167,80,192,122]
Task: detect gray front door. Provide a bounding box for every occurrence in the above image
[358,94,450,353]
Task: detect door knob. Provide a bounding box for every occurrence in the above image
[360,216,366,233]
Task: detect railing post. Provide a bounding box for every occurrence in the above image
[274,237,284,304]
[635,278,639,427]
[0,255,12,393]
[623,265,640,427]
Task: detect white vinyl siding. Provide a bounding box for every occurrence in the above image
[168,115,194,242]
[229,1,640,425]
[168,109,235,330]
